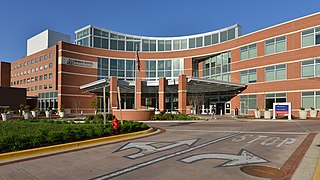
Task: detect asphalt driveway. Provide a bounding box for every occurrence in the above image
[0,119,319,180]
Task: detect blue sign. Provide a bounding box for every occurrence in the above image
[275,105,289,114]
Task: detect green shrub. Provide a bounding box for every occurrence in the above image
[0,119,149,153]
[95,113,113,120]
[118,121,149,134]
[86,115,95,121]
[150,113,197,120]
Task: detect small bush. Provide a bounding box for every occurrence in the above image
[150,113,198,120]
[86,115,95,121]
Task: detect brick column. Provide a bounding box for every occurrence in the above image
[109,76,118,112]
[178,74,187,114]
[136,78,142,109]
[159,77,166,112]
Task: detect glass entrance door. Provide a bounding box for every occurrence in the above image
[225,101,231,115]
[240,100,248,115]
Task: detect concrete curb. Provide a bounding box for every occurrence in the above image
[140,120,207,123]
[313,160,320,180]
[0,127,154,162]
[292,133,320,180]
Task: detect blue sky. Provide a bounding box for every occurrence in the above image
[0,0,319,62]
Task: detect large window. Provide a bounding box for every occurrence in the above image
[240,69,257,84]
[240,95,257,114]
[302,91,320,109]
[97,58,135,81]
[98,58,108,79]
[240,44,257,60]
[301,58,320,78]
[146,59,183,81]
[142,39,156,52]
[301,27,320,47]
[202,51,231,82]
[156,40,171,51]
[265,93,286,109]
[265,64,286,81]
[265,36,286,55]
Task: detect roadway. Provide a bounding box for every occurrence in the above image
[0,119,319,179]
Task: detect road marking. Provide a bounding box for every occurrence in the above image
[114,139,198,159]
[180,149,269,167]
[165,129,308,135]
[232,134,297,147]
[92,133,241,180]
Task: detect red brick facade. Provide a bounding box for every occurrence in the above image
[4,13,320,117]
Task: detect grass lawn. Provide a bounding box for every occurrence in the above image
[0,119,149,153]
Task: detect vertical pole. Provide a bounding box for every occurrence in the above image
[103,85,106,128]
[117,86,123,125]
[134,44,137,110]
[108,97,110,113]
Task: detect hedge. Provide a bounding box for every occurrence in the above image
[150,113,201,120]
[0,119,149,153]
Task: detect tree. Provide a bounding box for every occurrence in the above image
[90,98,100,115]
[72,98,81,114]
[187,93,205,114]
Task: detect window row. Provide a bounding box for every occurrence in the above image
[240,36,286,60]
[146,59,184,81]
[97,58,136,81]
[76,26,238,52]
[12,53,53,70]
[238,59,320,84]
[11,73,53,86]
[240,93,286,114]
[27,84,53,92]
[240,26,320,61]
[38,91,58,99]
[240,64,286,84]
[11,63,53,78]
[240,91,320,114]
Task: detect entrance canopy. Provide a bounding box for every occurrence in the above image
[186,77,246,93]
[80,76,246,94]
[80,78,135,94]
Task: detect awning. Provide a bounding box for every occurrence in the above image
[80,77,246,94]
[186,77,246,93]
[80,78,135,94]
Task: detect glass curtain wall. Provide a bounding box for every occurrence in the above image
[202,51,231,81]
[75,26,240,52]
[145,59,183,81]
[97,58,135,81]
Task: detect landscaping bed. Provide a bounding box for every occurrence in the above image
[0,119,149,154]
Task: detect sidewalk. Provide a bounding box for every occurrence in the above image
[292,133,320,180]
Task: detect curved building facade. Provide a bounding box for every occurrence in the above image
[8,12,320,117]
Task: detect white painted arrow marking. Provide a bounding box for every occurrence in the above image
[94,133,241,180]
[181,149,268,167]
[117,139,198,159]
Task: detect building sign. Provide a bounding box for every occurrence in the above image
[59,57,97,68]
[273,102,292,120]
[275,104,289,114]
